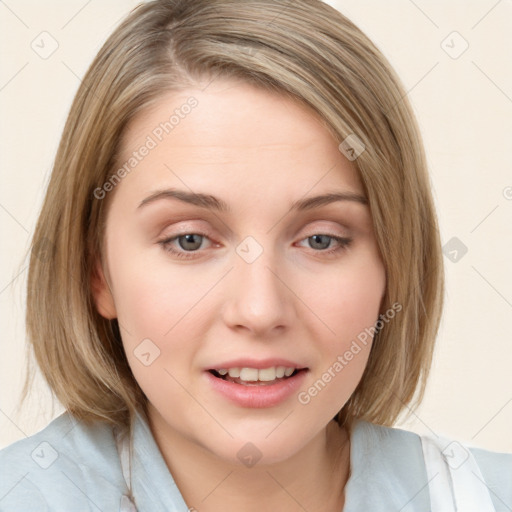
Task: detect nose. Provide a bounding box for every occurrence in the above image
[221,246,294,337]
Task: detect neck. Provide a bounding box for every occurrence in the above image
[148,411,351,512]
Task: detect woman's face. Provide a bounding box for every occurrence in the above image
[93,79,386,465]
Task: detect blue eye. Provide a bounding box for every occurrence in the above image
[173,234,204,251]
[158,233,352,260]
[298,234,353,256]
[159,233,210,259]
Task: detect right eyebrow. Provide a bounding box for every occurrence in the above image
[138,188,231,212]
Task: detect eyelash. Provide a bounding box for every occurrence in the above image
[158,232,353,260]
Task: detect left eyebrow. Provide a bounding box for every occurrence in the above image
[291,192,368,210]
[137,188,368,212]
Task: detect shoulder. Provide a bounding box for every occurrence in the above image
[350,419,429,475]
[348,420,431,508]
[0,412,127,511]
[351,420,512,511]
[468,444,512,509]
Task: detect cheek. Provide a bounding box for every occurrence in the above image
[110,266,177,341]
[311,249,386,346]
[106,233,194,338]
[296,255,385,413]
[109,255,199,399]
[106,237,217,382]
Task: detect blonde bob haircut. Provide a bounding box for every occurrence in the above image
[25,0,444,433]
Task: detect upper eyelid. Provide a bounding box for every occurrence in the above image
[158,217,352,236]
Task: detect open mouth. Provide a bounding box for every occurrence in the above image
[208,366,307,386]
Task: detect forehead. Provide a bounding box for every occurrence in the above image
[115,79,364,205]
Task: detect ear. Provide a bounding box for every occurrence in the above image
[90,260,117,319]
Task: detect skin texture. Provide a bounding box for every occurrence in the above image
[92,79,386,511]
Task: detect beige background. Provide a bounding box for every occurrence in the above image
[1,1,511,451]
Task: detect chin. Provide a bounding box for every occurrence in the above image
[201,420,323,468]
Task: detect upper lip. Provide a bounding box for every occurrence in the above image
[207,358,308,370]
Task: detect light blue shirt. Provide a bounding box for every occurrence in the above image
[1,411,511,511]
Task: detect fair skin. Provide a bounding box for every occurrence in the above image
[92,78,386,511]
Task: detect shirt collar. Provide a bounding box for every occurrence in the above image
[343,419,430,511]
[130,410,190,511]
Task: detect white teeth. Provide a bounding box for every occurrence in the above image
[239,368,259,381]
[217,366,297,382]
[258,367,277,382]
[228,368,240,378]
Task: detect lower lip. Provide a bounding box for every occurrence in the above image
[205,370,308,408]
